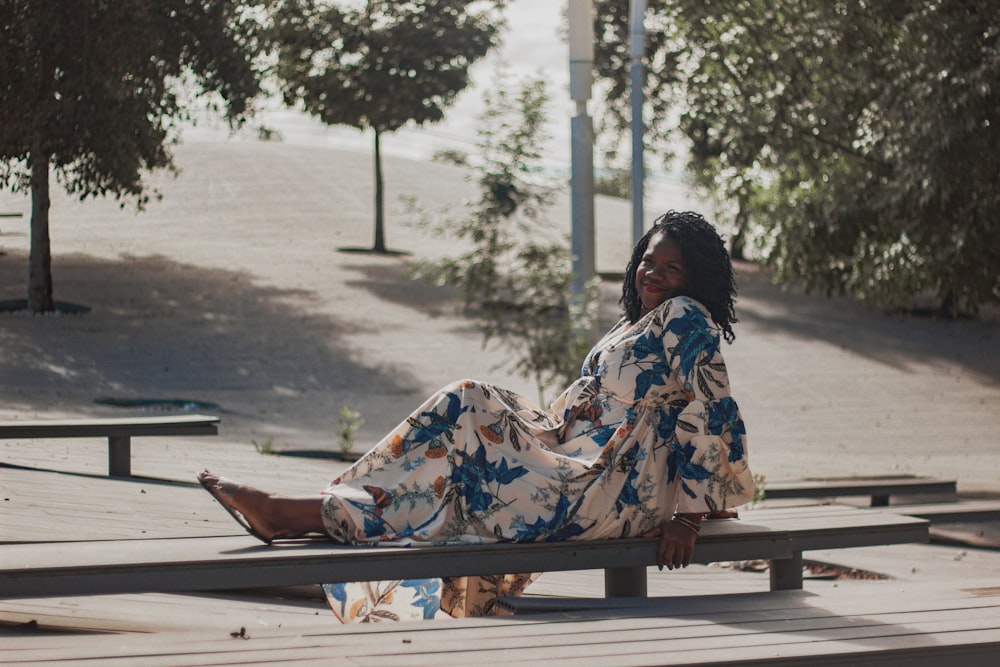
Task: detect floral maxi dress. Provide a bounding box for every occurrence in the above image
[319,296,755,618]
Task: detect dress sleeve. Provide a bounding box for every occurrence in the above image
[657,298,755,513]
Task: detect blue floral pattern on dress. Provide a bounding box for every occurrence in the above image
[318,296,754,619]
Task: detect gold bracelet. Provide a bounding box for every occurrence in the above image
[673,513,703,527]
[671,515,701,534]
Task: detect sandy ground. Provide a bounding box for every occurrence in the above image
[1,138,999,493]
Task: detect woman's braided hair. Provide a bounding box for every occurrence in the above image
[620,210,738,343]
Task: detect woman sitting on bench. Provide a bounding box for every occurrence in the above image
[199,210,754,617]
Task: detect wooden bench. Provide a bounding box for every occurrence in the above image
[765,476,957,506]
[0,414,219,477]
[0,506,927,600]
[889,499,1000,522]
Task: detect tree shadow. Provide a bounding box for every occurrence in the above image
[522,587,957,658]
[339,259,492,338]
[733,261,1000,386]
[342,259,458,318]
[0,251,424,444]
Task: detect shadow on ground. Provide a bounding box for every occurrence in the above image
[733,260,1000,385]
[0,251,424,440]
[342,260,459,319]
[2,249,997,448]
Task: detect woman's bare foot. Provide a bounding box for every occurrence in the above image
[198,469,287,543]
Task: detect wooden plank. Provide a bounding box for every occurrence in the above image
[4,582,999,666]
[0,567,768,635]
[0,415,220,477]
[0,438,344,499]
[0,468,245,543]
[888,499,1000,522]
[529,565,772,600]
[500,581,1000,616]
[0,521,793,599]
[0,504,928,600]
[742,506,931,551]
[765,477,957,506]
[0,445,349,544]
[0,414,220,439]
[0,589,329,634]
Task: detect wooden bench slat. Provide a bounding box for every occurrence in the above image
[765,477,957,507]
[743,506,930,551]
[0,507,930,600]
[0,521,793,599]
[0,414,220,477]
[0,414,220,439]
[888,499,1000,522]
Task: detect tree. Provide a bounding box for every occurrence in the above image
[410,72,598,403]
[267,0,506,254]
[0,0,266,313]
[592,0,1000,316]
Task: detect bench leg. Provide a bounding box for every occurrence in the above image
[871,494,890,507]
[605,566,647,598]
[770,552,803,591]
[108,436,131,477]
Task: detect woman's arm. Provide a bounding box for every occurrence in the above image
[644,512,704,570]
[658,299,755,514]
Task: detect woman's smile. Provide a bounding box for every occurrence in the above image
[635,232,687,316]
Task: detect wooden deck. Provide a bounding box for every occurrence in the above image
[3,582,999,666]
[2,436,999,664]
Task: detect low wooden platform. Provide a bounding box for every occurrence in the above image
[3,581,999,666]
[0,414,219,477]
[888,499,1000,522]
[765,476,957,506]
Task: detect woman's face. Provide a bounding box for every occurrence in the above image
[635,231,687,316]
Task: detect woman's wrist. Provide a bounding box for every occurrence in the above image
[670,513,703,535]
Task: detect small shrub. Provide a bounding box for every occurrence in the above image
[253,437,275,455]
[336,406,364,455]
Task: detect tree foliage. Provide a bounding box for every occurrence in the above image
[267,0,506,253]
[593,0,1000,316]
[410,72,598,404]
[0,0,266,312]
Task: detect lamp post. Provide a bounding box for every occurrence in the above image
[630,0,647,248]
[568,0,595,298]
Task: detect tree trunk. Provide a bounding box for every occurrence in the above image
[730,208,747,261]
[28,140,54,313]
[372,127,386,253]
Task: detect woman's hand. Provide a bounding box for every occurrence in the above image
[642,516,700,570]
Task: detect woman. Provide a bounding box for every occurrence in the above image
[199,210,754,617]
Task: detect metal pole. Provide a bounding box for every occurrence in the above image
[568,0,595,297]
[629,0,647,247]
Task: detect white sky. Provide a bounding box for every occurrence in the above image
[190,1,577,169]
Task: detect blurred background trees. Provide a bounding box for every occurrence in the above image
[409,72,599,403]
[267,0,506,254]
[594,0,999,317]
[4,0,996,318]
[0,0,267,313]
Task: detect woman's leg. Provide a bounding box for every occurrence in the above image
[198,469,326,540]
